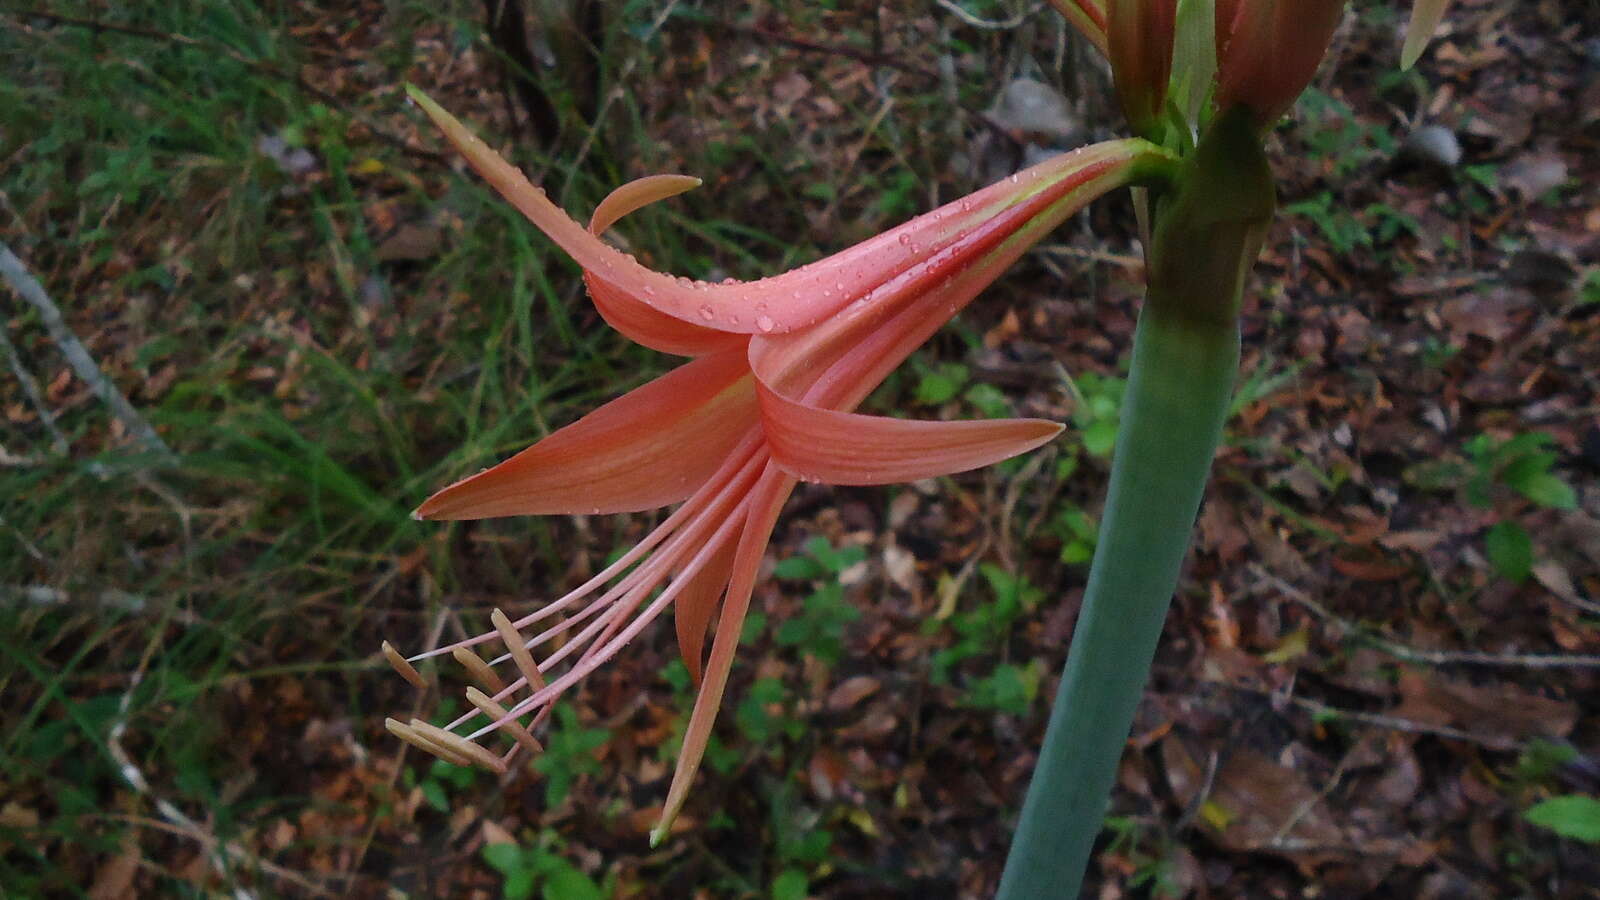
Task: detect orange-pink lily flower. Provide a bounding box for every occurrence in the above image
[382,88,1171,840]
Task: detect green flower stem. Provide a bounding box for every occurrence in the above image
[997,304,1237,898]
[997,108,1271,898]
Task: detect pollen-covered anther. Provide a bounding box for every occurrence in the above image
[385,717,472,767]
[452,646,507,693]
[466,686,544,755]
[408,718,509,773]
[491,608,548,690]
[382,640,426,689]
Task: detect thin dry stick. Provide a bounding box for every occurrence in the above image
[0,243,175,464]
[107,629,263,900]
[0,320,69,455]
[1194,674,1524,751]
[707,21,1023,149]
[1253,565,1600,670]
[934,0,1046,30]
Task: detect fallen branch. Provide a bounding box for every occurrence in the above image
[1252,565,1600,670]
[0,242,175,465]
[1183,672,1527,751]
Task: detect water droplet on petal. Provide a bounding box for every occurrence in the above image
[644,286,658,297]
[697,304,715,321]
[898,234,911,247]
[756,315,775,332]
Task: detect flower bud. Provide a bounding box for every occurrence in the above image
[1214,0,1346,128]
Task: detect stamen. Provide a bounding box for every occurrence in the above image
[492,608,548,691]
[383,641,427,689]
[478,492,755,739]
[452,646,506,693]
[385,717,472,767]
[466,687,543,755]
[409,719,508,773]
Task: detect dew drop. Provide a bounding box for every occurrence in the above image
[1008,173,1019,184]
[756,314,775,332]
[697,304,715,321]
[644,286,658,298]
[897,234,911,247]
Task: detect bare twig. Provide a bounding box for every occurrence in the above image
[1189,673,1525,751]
[935,0,1047,30]
[107,627,266,899]
[0,320,69,455]
[104,815,331,896]
[707,21,1023,149]
[2,583,148,613]
[1,243,175,464]
[560,0,682,197]
[1268,749,1352,848]
[1253,565,1600,670]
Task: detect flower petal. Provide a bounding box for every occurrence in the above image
[758,379,1062,484]
[416,345,757,519]
[585,274,747,357]
[652,466,796,846]
[1214,0,1345,127]
[752,141,1157,408]
[585,176,746,357]
[1048,0,1110,54]
[409,85,1150,335]
[1401,0,1450,69]
[1107,0,1177,133]
[672,538,737,687]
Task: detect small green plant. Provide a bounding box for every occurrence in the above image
[1524,795,1600,844]
[1293,88,1395,178]
[735,676,802,746]
[965,660,1046,715]
[1580,269,1600,306]
[1420,335,1461,369]
[1405,431,1576,582]
[1102,817,1185,897]
[773,536,866,664]
[912,360,970,406]
[1063,370,1126,458]
[482,832,606,900]
[930,563,1044,713]
[409,758,479,814]
[1466,432,1577,582]
[763,780,835,900]
[1283,191,1369,255]
[1050,505,1099,565]
[532,705,610,807]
